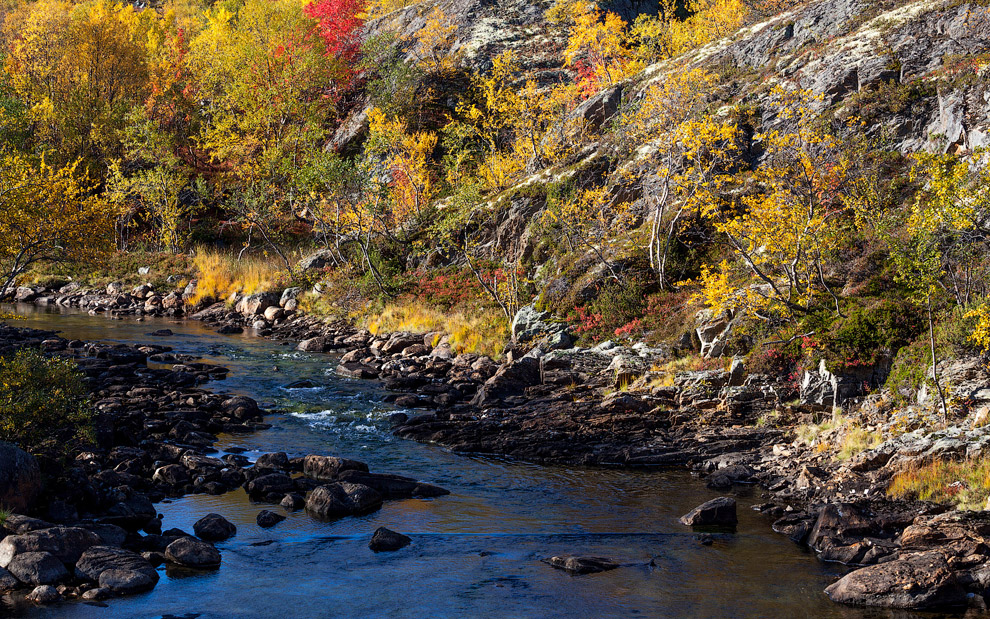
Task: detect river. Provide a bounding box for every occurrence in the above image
[3,304,915,618]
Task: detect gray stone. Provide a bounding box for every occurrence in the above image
[305,482,383,520]
[679,497,737,527]
[193,514,236,542]
[165,537,221,569]
[26,584,59,604]
[302,455,369,482]
[543,555,619,574]
[8,552,68,585]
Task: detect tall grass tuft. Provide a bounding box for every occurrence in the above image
[190,249,285,306]
[364,299,509,359]
[888,459,990,510]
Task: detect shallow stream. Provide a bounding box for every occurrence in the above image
[3,305,926,618]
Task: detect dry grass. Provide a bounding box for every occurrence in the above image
[364,299,509,359]
[888,459,990,510]
[837,426,883,461]
[190,249,285,306]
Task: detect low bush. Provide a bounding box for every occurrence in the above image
[888,459,990,510]
[0,349,93,454]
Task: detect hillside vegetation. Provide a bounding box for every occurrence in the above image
[1,0,989,407]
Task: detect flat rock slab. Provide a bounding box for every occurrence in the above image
[543,556,619,575]
[825,551,967,610]
[679,497,737,527]
[75,546,159,583]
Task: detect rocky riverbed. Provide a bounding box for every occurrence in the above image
[6,281,990,613]
[0,323,449,609]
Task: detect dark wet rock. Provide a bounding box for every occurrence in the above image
[164,537,221,569]
[0,527,102,566]
[99,568,156,594]
[696,533,715,546]
[81,524,127,548]
[153,464,190,486]
[305,483,383,520]
[0,442,41,512]
[26,584,60,604]
[81,586,110,601]
[543,555,619,574]
[471,357,541,406]
[336,470,450,499]
[141,552,166,567]
[302,455,369,482]
[0,567,19,591]
[825,551,967,610]
[254,452,290,471]
[75,546,159,583]
[280,493,306,510]
[369,527,411,552]
[150,329,173,337]
[284,380,318,389]
[193,514,236,542]
[2,515,53,534]
[808,503,876,553]
[256,510,286,529]
[246,473,295,500]
[679,497,737,527]
[8,552,68,585]
[705,464,753,489]
[216,325,243,334]
[297,337,330,353]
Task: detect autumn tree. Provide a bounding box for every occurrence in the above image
[0,154,115,294]
[696,89,852,322]
[3,0,162,167]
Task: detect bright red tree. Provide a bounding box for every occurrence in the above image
[304,0,365,72]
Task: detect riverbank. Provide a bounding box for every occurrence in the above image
[6,281,990,613]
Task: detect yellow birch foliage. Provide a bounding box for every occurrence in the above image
[366,108,439,228]
[4,0,162,165]
[0,154,115,290]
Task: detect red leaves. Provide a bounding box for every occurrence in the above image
[304,0,364,68]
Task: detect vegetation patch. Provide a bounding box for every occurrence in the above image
[889,459,990,510]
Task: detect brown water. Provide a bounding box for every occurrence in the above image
[2,304,949,619]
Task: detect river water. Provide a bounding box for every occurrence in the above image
[2,305,923,618]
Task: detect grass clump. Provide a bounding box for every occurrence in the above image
[888,459,990,510]
[364,299,509,359]
[190,249,286,306]
[0,349,92,454]
[837,425,883,460]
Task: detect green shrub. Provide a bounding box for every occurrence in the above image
[804,299,923,373]
[0,349,92,454]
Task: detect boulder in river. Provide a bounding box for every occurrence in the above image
[98,568,157,595]
[0,527,102,566]
[302,455,369,482]
[336,470,449,499]
[305,483,383,520]
[75,546,159,585]
[0,442,41,512]
[256,510,285,529]
[0,567,19,591]
[7,552,68,585]
[193,514,237,542]
[679,497,737,527]
[825,551,967,610]
[543,556,619,575]
[246,473,295,501]
[165,537,221,569]
[369,527,411,552]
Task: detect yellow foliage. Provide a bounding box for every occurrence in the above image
[364,299,509,359]
[363,0,418,19]
[413,6,460,74]
[631,0,749,63]
[561,0,640,90]
[0,153,116,292]
[366,108,439,226]
[190,249,284,306]
[4,0,161,164]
